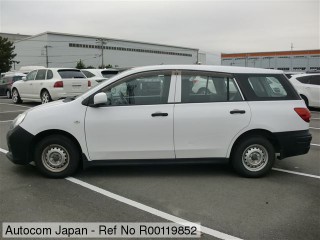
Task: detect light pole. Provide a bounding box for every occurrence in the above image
[96,38,107,68]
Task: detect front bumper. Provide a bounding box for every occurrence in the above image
[275,130,312,159]
[6,126,34,165]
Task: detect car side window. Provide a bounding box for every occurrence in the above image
[247,76,287,97]
[35,69,47,80]
[26,70,37,81]
[181,72,242,103]
[46,70,53,80]
[100,71,172,106]
[310,75,320,86]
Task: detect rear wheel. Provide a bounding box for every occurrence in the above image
[41,90,52,104]
[231,136,275,177]
[34,135,80,178]
[12,89,22,104]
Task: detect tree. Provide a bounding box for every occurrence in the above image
[75,59,85,69]
[0,37,17,73]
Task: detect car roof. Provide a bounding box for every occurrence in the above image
[290,73,320,79]
[123,65,284,74]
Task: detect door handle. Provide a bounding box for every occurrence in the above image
[151,112,168,117]
[230,110,246,114]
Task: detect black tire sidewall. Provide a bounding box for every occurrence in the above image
[34,135,80,178]
[232,137,275,177]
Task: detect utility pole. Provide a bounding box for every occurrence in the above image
[96,38,107,68]
[290,43,294,71]
[44,45,51,67]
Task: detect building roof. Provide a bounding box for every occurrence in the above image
[221,50,320,58]
[14,31,199,51]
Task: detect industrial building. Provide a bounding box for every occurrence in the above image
[12,32,200,69]
[221,50,320,72]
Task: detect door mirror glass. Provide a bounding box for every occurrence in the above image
[93,92,108,106]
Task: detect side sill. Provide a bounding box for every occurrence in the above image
[81,154,229,169]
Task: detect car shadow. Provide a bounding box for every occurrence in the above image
[76,163,236,179]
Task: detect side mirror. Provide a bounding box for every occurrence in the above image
[92,92,108,107]
[22,77,26,81]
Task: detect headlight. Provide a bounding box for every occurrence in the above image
[11,112,27,129]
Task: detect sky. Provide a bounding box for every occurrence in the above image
[0,0,319,64]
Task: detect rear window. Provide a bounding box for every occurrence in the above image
[13,76,24,82]
[101,70,119,79]
[82,70,96,78]
[58,70,85,79]
[235,74,300,101]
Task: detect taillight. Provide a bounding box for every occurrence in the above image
[53,81,63,88]
[294,108,311,122]
[88,80,91,87]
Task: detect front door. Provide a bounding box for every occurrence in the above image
[85,70,176,160]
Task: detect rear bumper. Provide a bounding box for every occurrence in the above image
[6,126,34,165]
[275,130,312,159]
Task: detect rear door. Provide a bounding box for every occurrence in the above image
[174,71,251,158]
[57,69,88,96]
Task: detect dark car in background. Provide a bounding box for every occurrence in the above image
[0,73,26,98]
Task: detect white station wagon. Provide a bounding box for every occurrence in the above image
[11,68,91,104]
[6,65,312,178]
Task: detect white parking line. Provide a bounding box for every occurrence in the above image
[0,110,25,114]
[0,120,13,123]
[0,103,31,108]
[272,168,320,179]
[309,127,320,130]
[311,143,320,147]
[66,177,242,240]
[311,118,320,120]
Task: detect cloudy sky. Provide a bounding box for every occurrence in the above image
[0,0,318,63]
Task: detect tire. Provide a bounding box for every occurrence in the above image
[41,90,52,104]
[231,136,275,177]
[12,88,22,104]
[6,90,11,99]
[34,135,80,178]
[300,95,309,108]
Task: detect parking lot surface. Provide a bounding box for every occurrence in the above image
[0,97,319,240]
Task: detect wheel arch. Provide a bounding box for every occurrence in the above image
[229,129,280,160]
[40,88,50,96]
[31,129,83,168]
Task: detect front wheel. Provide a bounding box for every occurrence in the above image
[12,89,22,104]
[34,135,80,178]
[231,136,275,177]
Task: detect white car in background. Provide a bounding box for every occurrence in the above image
[289,73,320,108]
[81,68,128,86]
[11,68,91,104]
